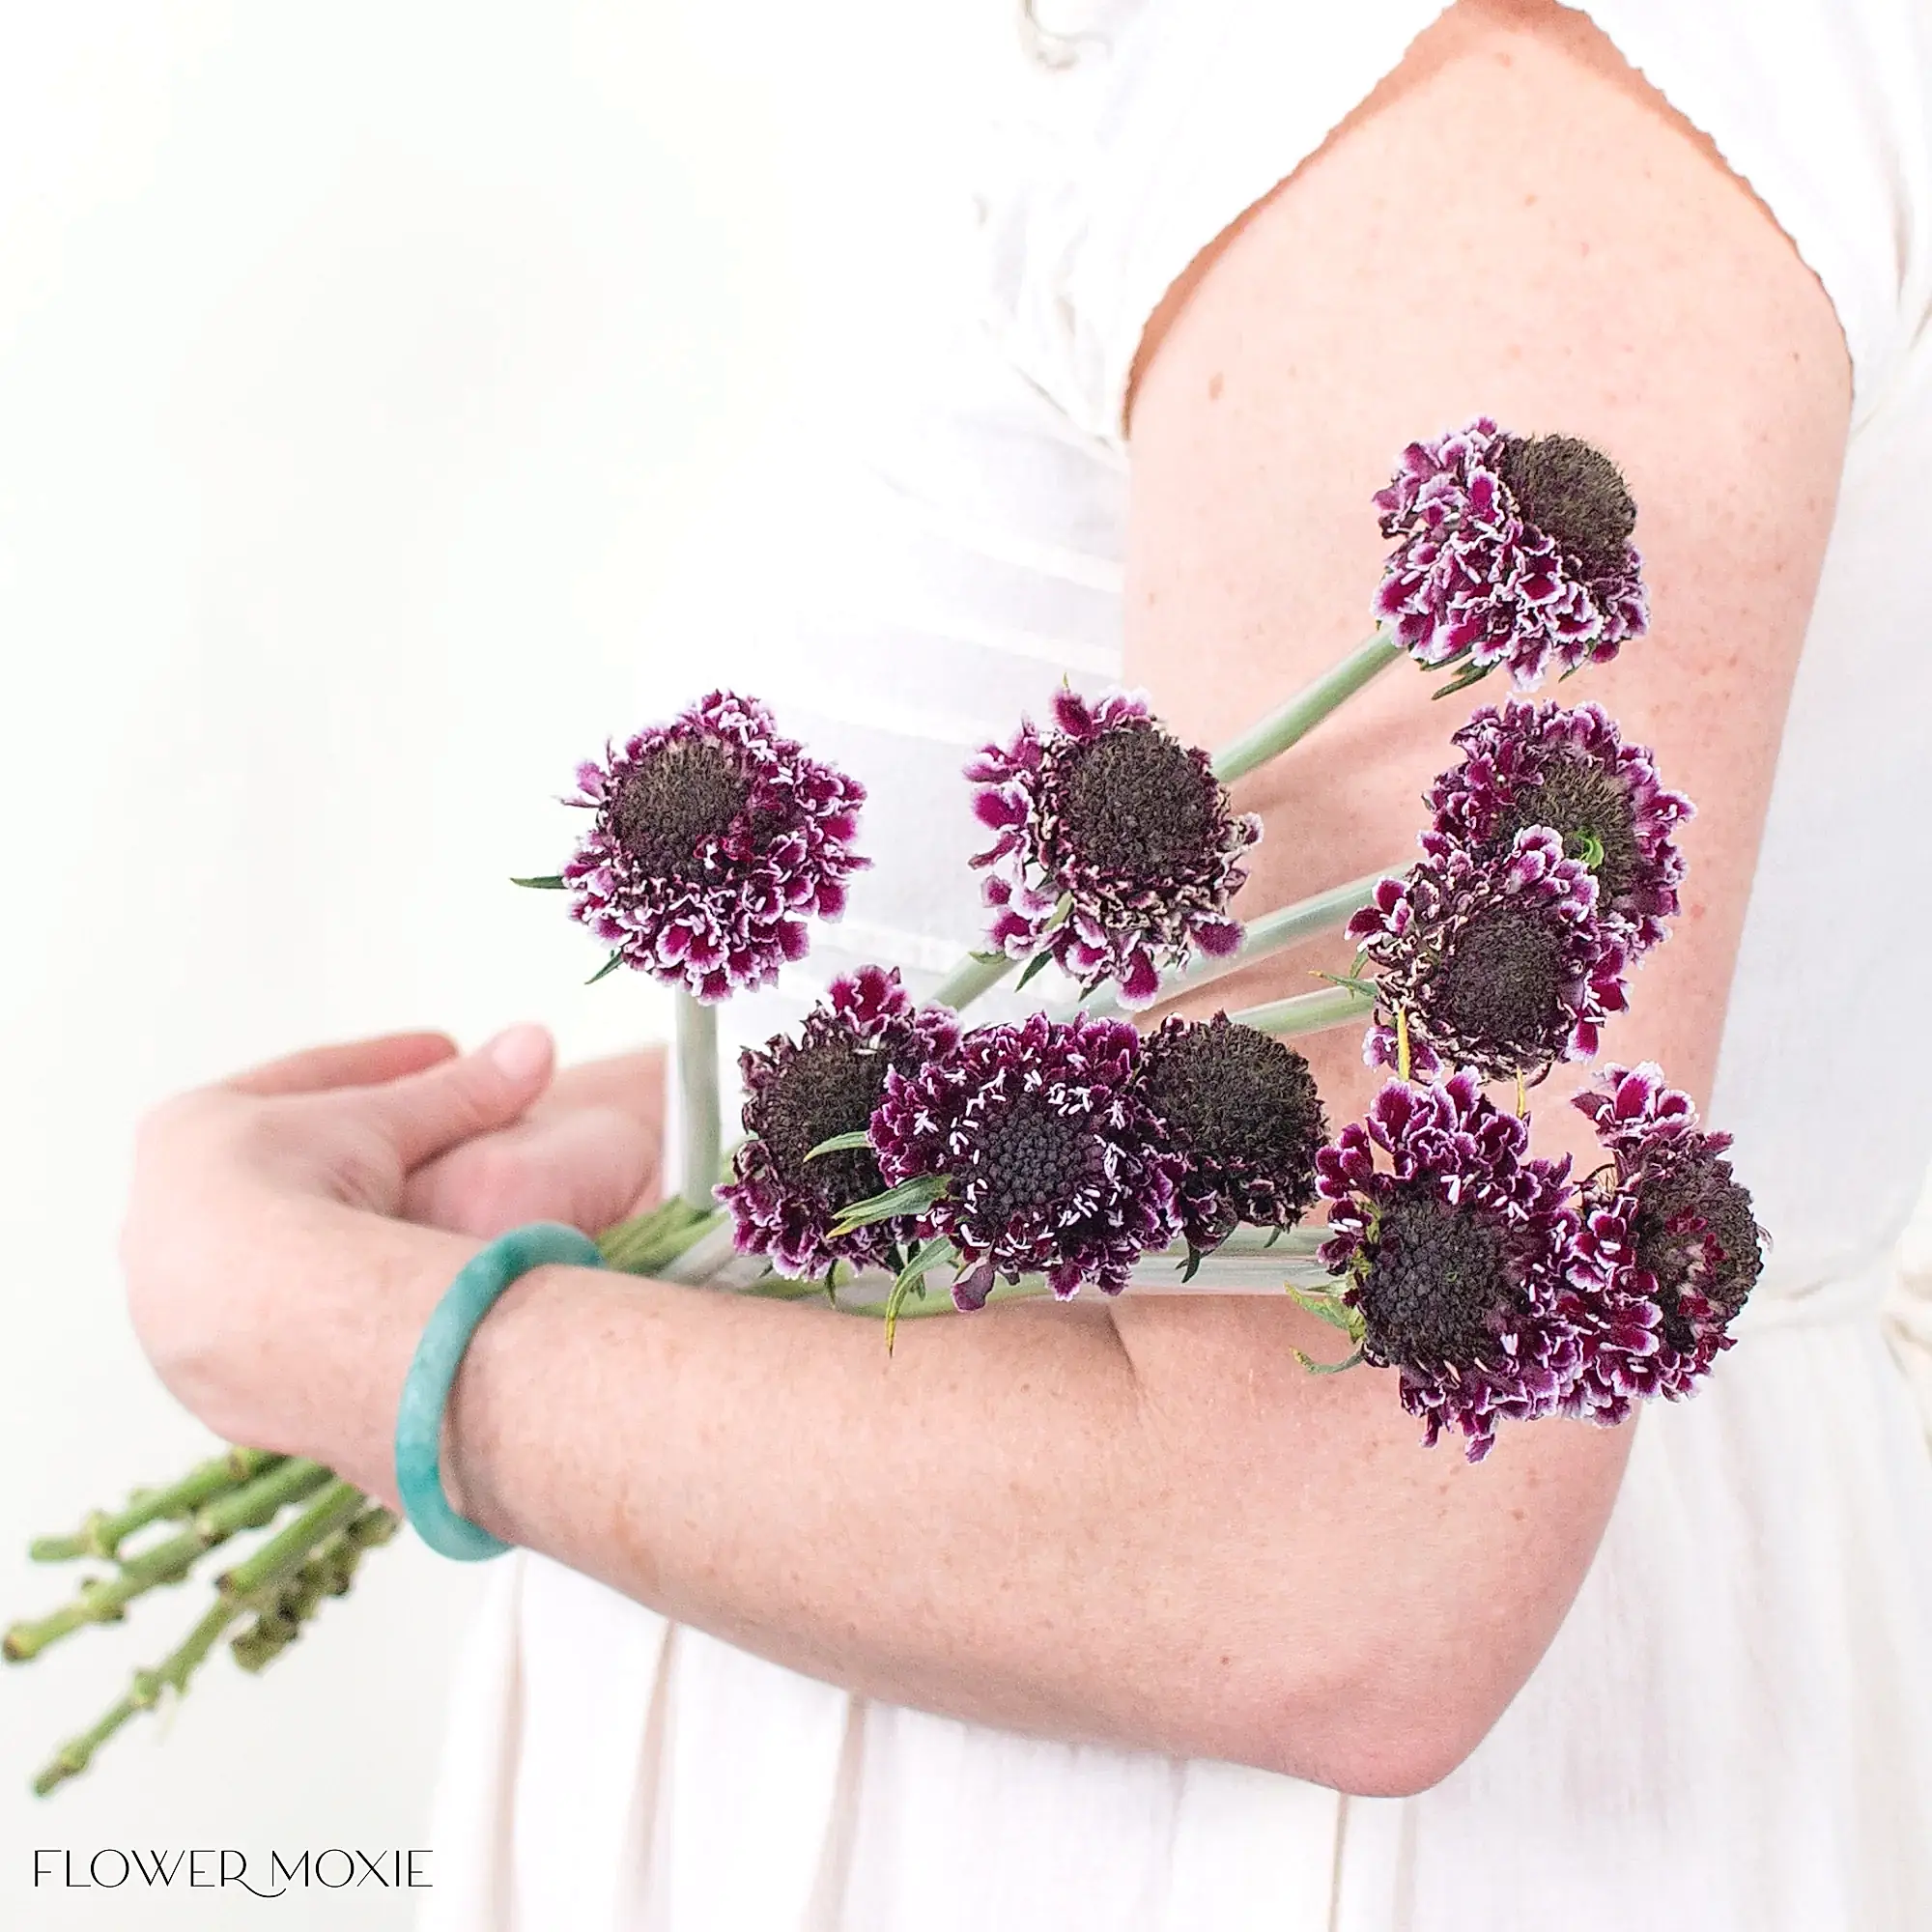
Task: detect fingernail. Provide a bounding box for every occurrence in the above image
[484,1024,552,1083]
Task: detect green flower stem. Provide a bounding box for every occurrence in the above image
[675,992,721,1215]
[1232,981,1378,1039]
[729,1224,1333,1314]
[28,1447,284,1564]
[26,1485,380,1797]
[656,1217,744,1288]
[929,951,1016,1012]
[598,1197,707,1273]
[1210,632,1404,783]
[1154,1225,1328,1260]
[737,1275,831,1303]
[3,1461,331,1664]
[230,1503,398,1675]
[595,1201,678,1271]
[216,1481,365,1600]
[30,1593,247,1797]
[1076,870,1385,1021]
[636,1208,726,1278]
[867,1275,1056,1322]
[926,644,1403,1017]
[593,1198,733,1283]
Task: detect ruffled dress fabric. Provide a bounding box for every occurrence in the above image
[422,4,1932,1925]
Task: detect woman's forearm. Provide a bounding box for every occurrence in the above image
[126,1042,1623,1796]
[424,1244,1625,1791]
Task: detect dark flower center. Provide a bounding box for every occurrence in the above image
[1059,724,1219,885]
[1140,1022,1324,1178]
[611,740,748,879]
[761,1040,890,1206]
[973,1095,1094,1225]
[1633,1158,1763,1348]
[1432,903,1569,1059]
[1492,753,1640,906]
[1495,435,1636,582]
[1356,1185,1520,1365]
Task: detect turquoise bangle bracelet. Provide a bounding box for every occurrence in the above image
[394,1221,605,1561]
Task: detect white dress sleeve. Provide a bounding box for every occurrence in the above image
[980,0,1932,440]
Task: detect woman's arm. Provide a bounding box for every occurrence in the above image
[124,0,1848,1798]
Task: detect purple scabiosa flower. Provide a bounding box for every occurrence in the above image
[562,691,867,1002]
[870,1011,1183,1304]
[966,688,1259,1008]
[1350,829,1629,1084]
[1561,1063,1764,1416]
[1374,418,1648,690]
[1137,1014,1326,1257]
[1315,1072,1581,1461]
[1427,700,1692,954]
[719,967,961,1281]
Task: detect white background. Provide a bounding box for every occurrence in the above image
[0,4,1002,1924]
[1,5,1927,1929]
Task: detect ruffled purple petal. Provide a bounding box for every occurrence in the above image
[561,691,869,1002]
[1373,419,1648,690]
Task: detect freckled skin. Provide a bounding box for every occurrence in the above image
[1116,0,1845,1772]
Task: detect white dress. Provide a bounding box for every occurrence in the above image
[424,5,1932,1926]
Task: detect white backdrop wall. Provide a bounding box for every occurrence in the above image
[0,4,973,1924]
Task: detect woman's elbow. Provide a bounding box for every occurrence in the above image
[1205,1647,1519,1797]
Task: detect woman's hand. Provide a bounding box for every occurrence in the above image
[401,1046,665,1238]
[120,1026,568,1484]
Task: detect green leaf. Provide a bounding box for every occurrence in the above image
[827,1174,950,1236]
[1284,1282,1367,1342]
[894,1236,952,1294]
[1014,950,1056,993]
[1179,1241,1208,1285]
[806,1130,875,1161]
[585,951,625,986]
[969,951,1008,966]
[1315,970,1378,997]
[511,873,568,890]
[883,1237,954,1352]
[1292,1344,1366,1377]
[1430,661,1493,702]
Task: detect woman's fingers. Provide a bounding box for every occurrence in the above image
[537,1049,666,1122]
[400,1103,657,1238]
[358,1024,556,1172]
[227,1031,458,1097]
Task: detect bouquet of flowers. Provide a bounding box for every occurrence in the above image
[6,419,1761,1794]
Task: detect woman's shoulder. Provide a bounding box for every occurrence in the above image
[982,0,1932,437]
